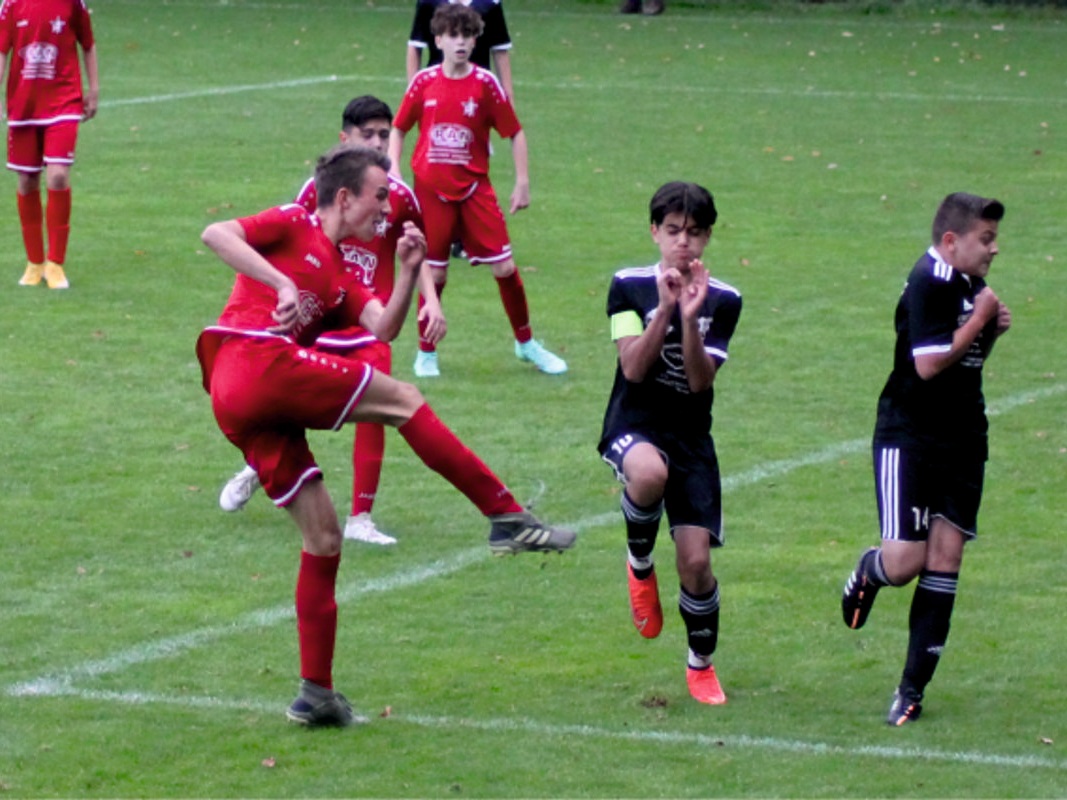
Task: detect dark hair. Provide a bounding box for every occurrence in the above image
[649,182,718,229]
[932,192,1004,243]
[430,3,484,38]
[341,95,393,131]
[314,145,390,208]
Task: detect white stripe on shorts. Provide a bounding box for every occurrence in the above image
[878,447,901,541]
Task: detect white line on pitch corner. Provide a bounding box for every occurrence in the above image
[6,547,486,697]
[395,712,1067,772]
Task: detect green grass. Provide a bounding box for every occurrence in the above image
[2,0,1066,796]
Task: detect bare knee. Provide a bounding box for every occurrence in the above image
[489,258,516,279]
[624,452,668,504]
[45,165,71,191]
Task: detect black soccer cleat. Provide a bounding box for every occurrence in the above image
[488,510,576,555]
[842,547,882,630]
[887,687,923,727]
[286,680,357,728]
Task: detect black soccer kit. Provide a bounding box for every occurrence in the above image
[872,247,1000,539]
[598,264,742,539]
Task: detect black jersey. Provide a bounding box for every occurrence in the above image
[408,0,512,74]
[873,248,999,458]
[598,264,742,450]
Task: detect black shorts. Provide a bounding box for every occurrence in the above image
[873,444,985,541]
[600,430,724,545]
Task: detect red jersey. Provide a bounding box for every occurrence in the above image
[393,65,521,201]
[205,204,375,349]
[0,0,94,125]
[294,173,423,303]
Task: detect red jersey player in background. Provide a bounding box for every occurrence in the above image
[0,0,98,290]
[197,144,575,727]
[218,96,446,548]
[388,3,566,379]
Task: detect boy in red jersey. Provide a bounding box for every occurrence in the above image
[218,96,446,548]
[197,145,575,727]
[0,0,98,289]
[389,3,566,378]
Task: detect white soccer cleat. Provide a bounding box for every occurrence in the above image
[414,350,440,378]
[344,513,397,545]
[515,339,567,375]
[219,465,261,512]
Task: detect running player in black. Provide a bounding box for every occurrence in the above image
[598,182,742,705]
[841,192,1011,726]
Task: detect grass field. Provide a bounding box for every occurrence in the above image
[2,0,1066,796]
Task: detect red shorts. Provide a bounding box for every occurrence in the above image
[415,180,512,270]
[6,121,79,172]
[313,327,391,374]
[197,334,374,506]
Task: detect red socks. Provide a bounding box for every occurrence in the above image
[351,422,384,516]
[17,192,45,264]
[496,270,531,344]
[398,404,521,517]
[46,188,71,265]
[295,551,340,689]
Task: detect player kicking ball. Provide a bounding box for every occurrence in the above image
[597,182,742,705]
[197,145,575,727]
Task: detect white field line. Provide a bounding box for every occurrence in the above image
[98,76,1067,110]
[6,382,1065,767]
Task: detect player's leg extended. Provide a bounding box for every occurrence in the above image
[348,370,575,552]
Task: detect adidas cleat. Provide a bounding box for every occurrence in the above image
[842,547,881,630]
[488,510,576,555]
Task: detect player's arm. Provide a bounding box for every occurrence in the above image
[406,44,422,85]
[508,129,529,213]
[387,128,406,179]
[416,262,446,345]
[677,262,717,393]
[81,44,99,121]
[615,280,678,384]
[913,286,1001,380]
[492,49,515,106]
[201,219,299,333]
[359,221,426,342]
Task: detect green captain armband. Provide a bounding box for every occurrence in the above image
[610,310,644,340]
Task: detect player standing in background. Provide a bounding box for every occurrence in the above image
[619,0,665,14]
[841,192,1011,726]
[598,182,742,705]
[0,0,98,289]
[406,0,515,105]
[198,144,576,727]
[390,3,566,378]
[218,95,446,547]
